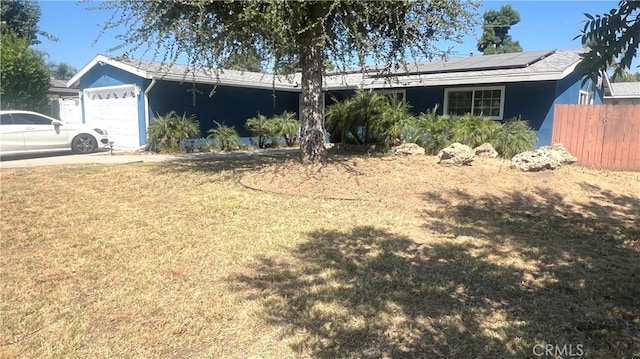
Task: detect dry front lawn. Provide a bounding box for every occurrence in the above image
[1,153,639,358]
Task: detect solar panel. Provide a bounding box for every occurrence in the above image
[370,49,556,77]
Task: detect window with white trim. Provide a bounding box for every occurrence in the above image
[444,86,505,119]
[578,90,593,105]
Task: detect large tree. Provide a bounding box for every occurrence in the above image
[0,33,50,112]
[97,0,478,163]
[576,0,639,83]
[477,5,522,55]
[0,0,56,45]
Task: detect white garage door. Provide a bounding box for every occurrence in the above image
[84,84,140,149]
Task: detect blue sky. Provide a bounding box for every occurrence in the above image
[35,0,640,72]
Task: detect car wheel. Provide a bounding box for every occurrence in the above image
[72,134,97,154]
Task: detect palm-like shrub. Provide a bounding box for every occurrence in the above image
[492,119,538,158]
[350,90,388,144]
[147,111,200,152]
[326,96,358,144]
[379,95,416,146]
[272,111,299,146]
[327,90,412,145]
[207,121,241,151]
[450,114,501,148]
[245,113,276,148]
[413,107,454,155]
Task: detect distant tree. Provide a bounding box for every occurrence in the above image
[0,0,56,45]
[0,33,50,112]
[575,1,640,83]
[96,0,479,164]
[477,5,523,55]
[609,62,639,82]
[48,62,79,80]
[219,47,263,72]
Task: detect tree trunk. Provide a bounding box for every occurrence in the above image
[299,4,328,164]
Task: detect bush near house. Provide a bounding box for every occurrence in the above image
[207,121,242,151]
[326,90,414,147]
[245,111,300,148]
[410,106,453,155]
[449,114,503,148]
[326,94,538,158]
[491,119,538,158]
[147,111,201,152]
[245,113,273,148]
[271,111,299,147]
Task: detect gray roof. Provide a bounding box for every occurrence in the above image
[324,49,584,89]
[70,49,584,91]
[609,82,640,98]
[116,57,301,91]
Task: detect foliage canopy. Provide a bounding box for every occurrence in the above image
[576,0,640,83]
[0,0,56,45]
[477,5,523,55]
[0,33,50,112]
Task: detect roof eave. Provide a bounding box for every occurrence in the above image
[604,95,640,99]
[152,73,301,92]
[324,72,570,90]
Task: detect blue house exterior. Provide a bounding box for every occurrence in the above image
[68,56,301,149]
[68,49,601,149]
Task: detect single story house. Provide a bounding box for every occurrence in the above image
[603,81,640,105]
[67,48,602,149]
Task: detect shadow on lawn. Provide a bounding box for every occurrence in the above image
[152,150,367,184]
[150,152,298,181]
[233,185,639,358]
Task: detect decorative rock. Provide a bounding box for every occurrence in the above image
[391,143,426,156]
[437,143,474,165]
[511,150,561,171]
[539,143,578,165]
[474,142,499,158]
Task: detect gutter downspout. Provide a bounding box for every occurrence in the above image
[144,78,157,147]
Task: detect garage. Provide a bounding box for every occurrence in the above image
[83,84,141,149]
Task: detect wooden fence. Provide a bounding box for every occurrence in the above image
[552,104,640,171]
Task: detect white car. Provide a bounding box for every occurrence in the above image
[0,110,110,155]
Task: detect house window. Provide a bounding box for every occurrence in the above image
[578,90,593,105]
[444,86,505,119]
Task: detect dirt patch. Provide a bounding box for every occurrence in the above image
[240,153,639,205]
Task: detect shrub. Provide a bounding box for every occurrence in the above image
[326,90,415,146]
[350,90,388,144]
[492,118,538,158]
[413,107,454,155]
[450,114,502,148]
[147,111,200,152]
[198,142,214,153]
[326,96,357,144]
[207,121,241,151]
[0,34,51,113]
[379,95,416,147]
[245,113,276,148]
[271,111,299,147]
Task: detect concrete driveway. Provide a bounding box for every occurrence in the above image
[0,148,299,169]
